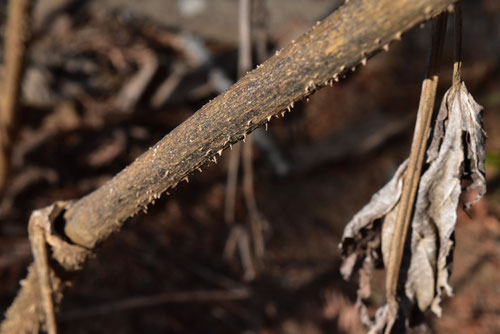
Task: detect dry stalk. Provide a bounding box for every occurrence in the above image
[452,1,462,88]
[0,0,34,190]
[384,13,448,326]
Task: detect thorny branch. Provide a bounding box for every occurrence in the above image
[1,0,458,332]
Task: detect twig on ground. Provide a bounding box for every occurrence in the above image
[60,288,251,321]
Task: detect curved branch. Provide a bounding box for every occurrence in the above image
[64,0,457,249]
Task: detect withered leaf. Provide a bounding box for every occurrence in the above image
[339,82,485,331]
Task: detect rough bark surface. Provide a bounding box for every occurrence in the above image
[1,0,458,332]
[64,0,458,249]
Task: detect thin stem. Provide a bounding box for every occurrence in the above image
[385,12,448,327]
[224,0,253,225]
[238,0,252,77]
[0,0,34,190]
[253,0,269,64]
[29,225,57,334]
[224,142,242,224]
[453,1,462,87]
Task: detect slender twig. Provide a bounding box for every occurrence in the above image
[0,0,34,190]
[29,224,57,334]
[244,0,269,259]
[61,288,250,321]
[384,13,448,328]
[253,0,269,64]
[224,0,258,280]
[453,1,462,87]
[224,0,253,227]
[238,0,252,78]
[224,143,242,224]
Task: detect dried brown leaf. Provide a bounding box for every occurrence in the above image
[410,82,485,316]
[339,82,486,331]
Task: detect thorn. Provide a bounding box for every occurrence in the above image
[184,176,189,183]
[340,65,345,72]
[383,44,389,52]
[351,66,356,72]
[164,170,170,177]
[306,97,310,103]
[197,167,202,172]
[267,116,272,122]
[243,133,247,142]
[334,75,339,82]
[361,57,367,66]
[218,149,223,156]
[230,143,233,150]
[281,112,285,117]
[375,38,381,44]
[213,156,217,163]
[329,80,333,87]
[265,123,268,131]
[290,102,294,108]
[287,106,291,112]
[247,120,251,126]
[395,31,402,40]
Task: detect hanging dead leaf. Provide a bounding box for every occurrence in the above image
[339,82,485,331]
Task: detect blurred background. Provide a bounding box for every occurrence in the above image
[0,0,499,333]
